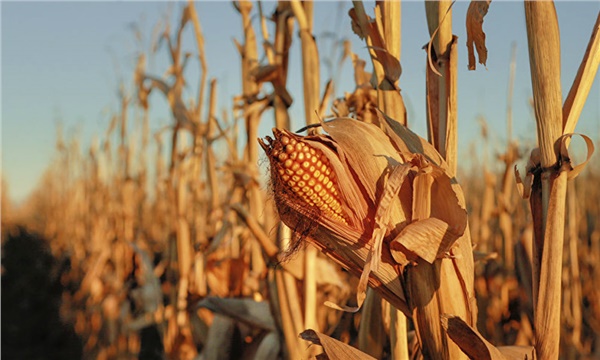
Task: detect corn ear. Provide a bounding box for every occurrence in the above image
[259,115,477,358]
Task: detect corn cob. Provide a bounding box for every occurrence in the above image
[260,129,347,224]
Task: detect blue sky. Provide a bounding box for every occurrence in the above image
[2,1,599,203]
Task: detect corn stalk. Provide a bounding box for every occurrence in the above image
[524,3,567,359]
[523,3,598,359]
[425,0,458,174]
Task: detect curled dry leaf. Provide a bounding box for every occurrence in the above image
[466,0,491,70]
[558,133,595,179]
[300,329,377,360]
[258,115,468,313]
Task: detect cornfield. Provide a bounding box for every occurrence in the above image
[2,1,599,360]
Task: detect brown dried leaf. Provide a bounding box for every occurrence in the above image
[348,8,367,40]
[300,329,377,360]
[180,5,191,29]
[367,45,402,82]
[466,0,491,70]
[201,314,236,360]
[348,6,401,82]
[196,297,276,332]
[441,315,507,360]
[254,331,281,360]
[251,64,280,83]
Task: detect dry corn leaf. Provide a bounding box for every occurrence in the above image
[348,7,367,40]
[254,331,281,360]
[466,0,491,70]
[514,148,540,200]
[441,315,507,360]
[196,297,276,332]
[201,314,236,360]
[180,4,191,29]
[563,13,600,134]
[250,64,293,107]
[251,64,279,83]
[320,118,404,207]
[446,307,537,359]
[300,329,377,360]
[348,7,401,83]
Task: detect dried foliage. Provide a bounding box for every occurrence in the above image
[466,0,491,70]
[2,2,599,360]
